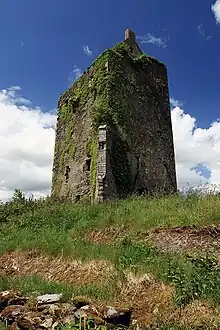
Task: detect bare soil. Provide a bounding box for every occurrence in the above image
[0,250,114,285]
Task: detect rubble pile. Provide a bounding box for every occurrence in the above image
[0,291,132,329]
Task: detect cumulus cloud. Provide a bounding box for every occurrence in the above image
[137,33,170,48]
[82,45,92,56]
[0,87,56,202]
[212,0,220,24]
[171,105,220,189]
[0,87,220,202]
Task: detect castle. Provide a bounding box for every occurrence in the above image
[51,29,177,203]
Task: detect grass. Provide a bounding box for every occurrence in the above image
[0,275,115,302]
[1,191,220,256]
[1,189,220,329]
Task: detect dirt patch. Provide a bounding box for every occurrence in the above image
[85,227,128,244]
[119,272,220,328]
[150,226,220,255]
[0,250,114,285]
[120,272,174,327]
[85,225,220,256]
[84,227,150,245]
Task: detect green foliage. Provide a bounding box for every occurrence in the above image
[2,190,220,306]
[167,253,220,307]
[74,73,90,106]
[0,275,114,302]
[55,316,108,330]
[134,52,164,67]
[12,188,26,203]
[60,103,72,121]
[92,44,133,132]
[0,189,35,223]
[0,323,6,330]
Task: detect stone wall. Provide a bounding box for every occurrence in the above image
[51,34,177,203]
[103,46,177,198]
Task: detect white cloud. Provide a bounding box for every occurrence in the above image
[0,87,220,202]
[170,98,183,108]
[212,0,220,24]
[197,24,212,40]
[171,105,220,189]
[69,65,83,85]
[0,86,32,107]
[137,33,169,48]
[82,45,92,56]
[9,86,21,91]
[0,87,56,202]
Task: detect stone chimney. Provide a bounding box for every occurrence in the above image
[125,29,136,43]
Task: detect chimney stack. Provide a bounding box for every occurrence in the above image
[125,29,136,43]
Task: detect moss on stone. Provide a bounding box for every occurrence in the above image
[134,52,165,67]
[111,135,132,197]
[60,103,71,121]
[73,74,90,106]
[53,39,169,203]
[89,42,132,133]
[52,177,62,197]
[68,144,76,159]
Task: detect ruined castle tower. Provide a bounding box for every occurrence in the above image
[51,29,177,203]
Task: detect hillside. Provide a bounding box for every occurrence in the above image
[1,190,220,329]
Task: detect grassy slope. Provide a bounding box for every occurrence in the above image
[1,191,220,329]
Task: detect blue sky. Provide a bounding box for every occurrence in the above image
[0,0,220,200]
[1,0,219,126]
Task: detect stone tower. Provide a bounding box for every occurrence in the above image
[51,29,177,203]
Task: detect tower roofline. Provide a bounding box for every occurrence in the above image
[125,28,136,42]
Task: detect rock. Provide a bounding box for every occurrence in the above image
[72,296,92,308]
[40,317,53,329]
[74,304,99,320]
[10,322,19,330]
[105,306,118,318]
[49,304,61,317]
[0,291,13,300]
[0,293,10,311]
[9,297,26,307]
[38,304,52,312]
[0,291,26,312]
[36,294,62,304]
[74,308,88,319]
[62,315,74,324]
[104,306,132,326]
[17,311,43,329]
[31,316,43,324]
[80,305,90,310]
[92,315,106,326]
[0,305,24,322]
[52,321,60,329]
[58,302,73,317]
[17,316,35,329]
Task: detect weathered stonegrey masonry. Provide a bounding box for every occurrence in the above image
[51,29,177,203]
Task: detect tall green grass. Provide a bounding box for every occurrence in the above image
[1,190,220,256]
[0,275,115,302]
[1,190,220,309]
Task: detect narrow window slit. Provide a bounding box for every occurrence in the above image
[85,158,91,171]
[65,166,70,183]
